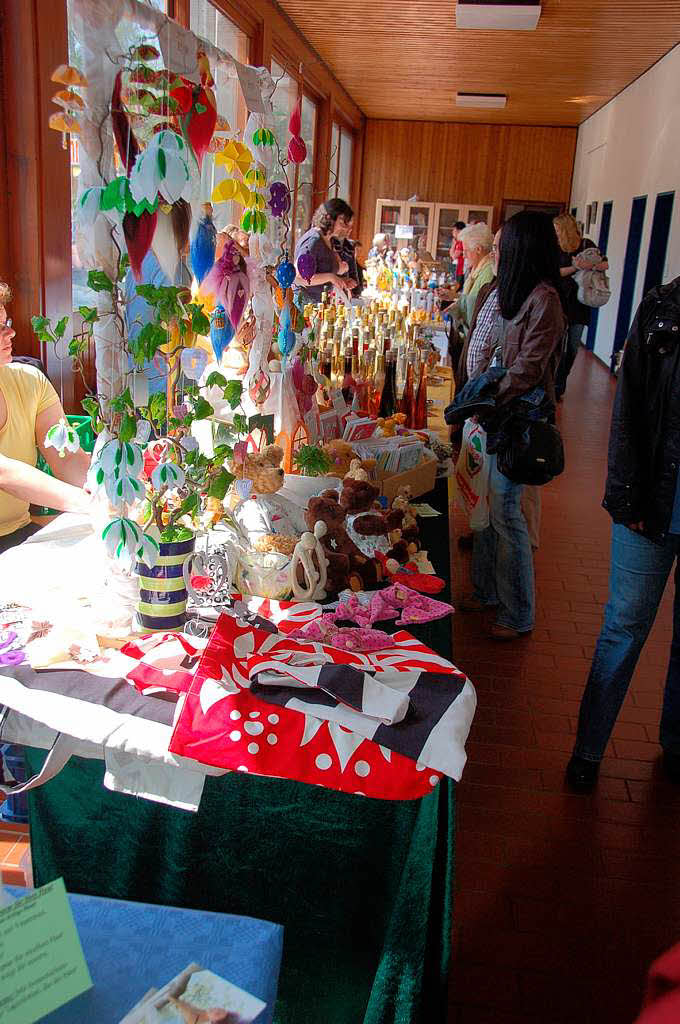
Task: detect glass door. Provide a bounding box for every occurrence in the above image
[375,200,403,246]
[434,204,463,262]
[464,205,494,226]
[405,203,434,253]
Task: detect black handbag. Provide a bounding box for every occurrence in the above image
[496,416,565,486]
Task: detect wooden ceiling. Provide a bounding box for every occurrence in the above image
[275,1,680,125]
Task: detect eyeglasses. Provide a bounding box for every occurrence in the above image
[491,244,498,254]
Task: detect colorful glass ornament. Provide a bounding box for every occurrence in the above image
[248,367,271,406]
[276,260,296,289]
[241,208,267,234]
[287,99,307,165]
[216,140,253,176]
[268,181,291,218]
[211,177,251,207]
[244,167,267,188]
[210,304,234,363]
[189,203,217,284]
[170,76,217,170]
[253,128,275,147]
[297,251,316,283]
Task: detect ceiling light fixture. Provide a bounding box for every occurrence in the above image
[456,92,507,109]
[456,2,542,31]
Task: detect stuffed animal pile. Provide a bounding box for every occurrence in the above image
[230,443,306,555]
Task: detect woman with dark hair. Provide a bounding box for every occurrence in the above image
[461,211,566,639]
[293,198,356,303]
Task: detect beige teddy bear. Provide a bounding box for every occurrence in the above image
[230,443,306,551]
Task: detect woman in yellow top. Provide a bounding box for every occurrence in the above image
[0,283,90,554]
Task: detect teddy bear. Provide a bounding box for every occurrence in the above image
[305,489,384,593]
[230,443,306,552]
[321,439,356,478]
[375,413,407,437]
[391,487,420,550]
[339,477,412,565]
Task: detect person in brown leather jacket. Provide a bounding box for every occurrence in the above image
[461,212,566,639]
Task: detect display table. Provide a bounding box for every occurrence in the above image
[19,481,455,1024]
[7,887,283,1024]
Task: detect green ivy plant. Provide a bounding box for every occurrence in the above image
[293,445,332,477]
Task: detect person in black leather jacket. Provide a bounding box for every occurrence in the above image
[567,276,680,791]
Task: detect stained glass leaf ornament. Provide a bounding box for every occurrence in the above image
[241,208,267,234]
[244,167,267,188]
[249,367,271,407]
[129,131,191,207]
[151,461,186,491]
[253,128,275,147]
[102,518,143,561]
[43,419,81,458]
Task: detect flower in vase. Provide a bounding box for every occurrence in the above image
[43,418,81,459]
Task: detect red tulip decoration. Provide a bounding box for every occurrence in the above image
[170,75,217,169]
[287,99,307,165]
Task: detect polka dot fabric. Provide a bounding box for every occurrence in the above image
[168,611,472,800]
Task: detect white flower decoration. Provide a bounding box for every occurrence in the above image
[136,531,160,569]
[151,461,186,491]
[102,517,142,561]
[43,419,81,459]
[78,186,105,230]
[129,131,191,206]
[104,473,144,506]
[180,346,209,381]
[90,440,144,508]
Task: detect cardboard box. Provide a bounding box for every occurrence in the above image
[378,453,438,501]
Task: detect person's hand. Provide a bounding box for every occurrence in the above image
[345,278,358,290]
[337,259,350,275]
[332,274,352,294]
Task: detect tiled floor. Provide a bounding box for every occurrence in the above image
[449,350,680,1024]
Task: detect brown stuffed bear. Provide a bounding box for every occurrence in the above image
[305,489,383,593]
[339,477,412,564]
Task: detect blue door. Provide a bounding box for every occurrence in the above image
[643,191,675,295]
[611,196,647,371]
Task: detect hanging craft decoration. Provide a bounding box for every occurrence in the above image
[43,419,81,458]
[124,208,158,282]
[268,181,291,218]
[111,70,139,175]
[211,177,251,207]
[49,64,87,144]
[190,202,217,284]
[207,114,231,154]
[241,207,267,234]
[276,259,296,290]
[287,99,307,165]
[216,140,253,176]
[170,72,217,170]
[246,112,275,169]
[129,130,191,205]
[180,347,209,381]
[209,305,234,363]
[297,251,316,283]
[201,241,250,329]
[277,300,295,362]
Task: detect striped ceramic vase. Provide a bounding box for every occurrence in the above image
[136,536,195,632]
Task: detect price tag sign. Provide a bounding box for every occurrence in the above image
[0,878,92,1024]
[395,224,414,239]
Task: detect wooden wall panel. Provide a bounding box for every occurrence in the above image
[357,120,577,250]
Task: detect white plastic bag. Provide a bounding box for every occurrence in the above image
[455,419,490,530]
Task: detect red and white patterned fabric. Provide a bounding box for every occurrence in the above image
[169,612,476,800]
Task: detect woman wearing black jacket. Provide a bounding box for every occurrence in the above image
[567,275,680,791]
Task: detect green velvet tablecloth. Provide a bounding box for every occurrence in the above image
[26,479,455,1024]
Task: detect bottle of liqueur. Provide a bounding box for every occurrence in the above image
[370,350,386,418]
[399,351,416,427]
[378,351,398,418]
[341,340,355,405]
[413,350,428,429]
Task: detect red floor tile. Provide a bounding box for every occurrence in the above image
[449,352,677,1024]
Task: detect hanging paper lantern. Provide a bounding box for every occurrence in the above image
[249,367,271,407]
[297,251,316,283]
[180,347,209,381]
[241,209,267,234]
[216,140,253,176]
[190,203,217,284]
[253,128,275,147]
[268,181,291,217]
[244,167,267,188]
[210,304,234,363]
[276,260,296,290]
[124,208,158,282]
[170,76,217,170]
[129,130,191,205]
[287,134,307,164]
[211,177,251,207]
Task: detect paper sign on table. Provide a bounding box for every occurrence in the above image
[120,962,266,1023]
[0,878,92,1024]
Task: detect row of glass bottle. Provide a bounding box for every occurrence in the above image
[304,292,429,428]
